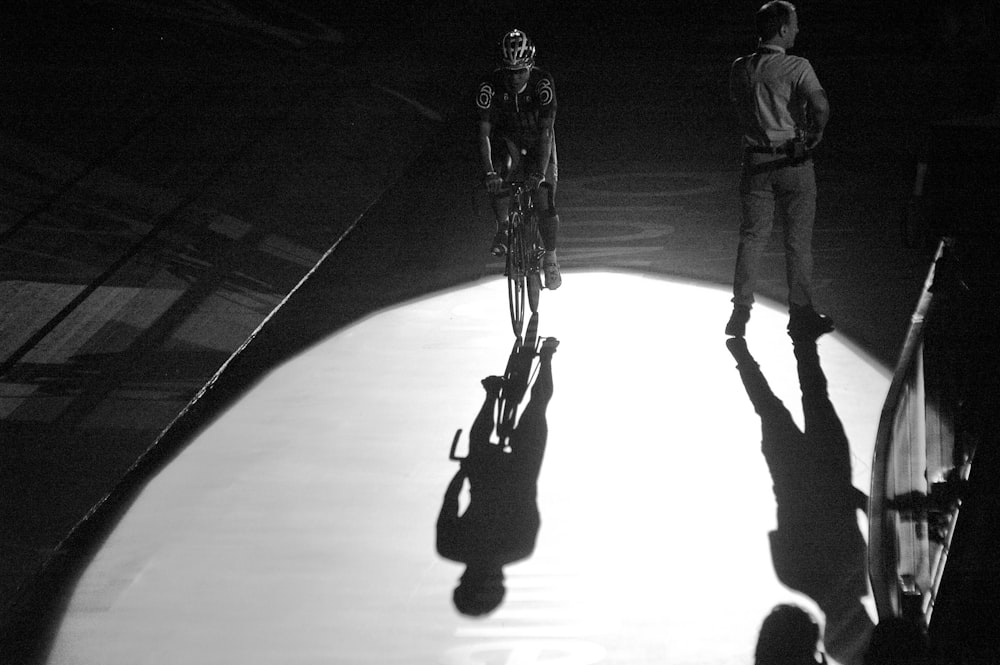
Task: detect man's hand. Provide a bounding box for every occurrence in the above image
[526,172,545,191]
[484,172,503,194]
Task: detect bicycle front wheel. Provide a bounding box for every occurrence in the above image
[506,216,526,337]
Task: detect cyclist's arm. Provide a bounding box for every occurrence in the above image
[478,120,497,175]
[532,118,554,178]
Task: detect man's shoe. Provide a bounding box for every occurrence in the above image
[725,306,751,337]
[490,230,508,257]
[540,337,559,355]
[542,255,562,290]
[787,306,835,341]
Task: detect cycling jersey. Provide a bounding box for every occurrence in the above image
[476,67,556,147]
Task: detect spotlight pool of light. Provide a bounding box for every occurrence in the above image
[47,272,888,665]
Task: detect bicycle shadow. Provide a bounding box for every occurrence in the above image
[726,337,874,665]
[436,313,558,617]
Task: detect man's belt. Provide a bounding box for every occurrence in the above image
[743,140,813,174]
[745,145,787,154]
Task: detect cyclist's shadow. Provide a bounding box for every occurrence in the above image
[436,313,558,617]
[726,337,874,665]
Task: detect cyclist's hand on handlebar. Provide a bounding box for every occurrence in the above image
[526,172,545,191]
[484,172,503,194]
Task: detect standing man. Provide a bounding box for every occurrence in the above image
[477,28,562,290]
[725,1,833,340]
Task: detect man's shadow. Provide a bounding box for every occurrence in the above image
[437,313,558,617]
[727,337,874,665]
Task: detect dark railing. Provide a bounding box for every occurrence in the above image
[869,239,972,626]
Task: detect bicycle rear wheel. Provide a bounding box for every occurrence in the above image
[506,215,526,337]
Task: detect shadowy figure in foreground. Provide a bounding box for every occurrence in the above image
[754,603,827,665]
[728,336,873,665]
[437,327,558,616]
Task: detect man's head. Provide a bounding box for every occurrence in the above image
[499,29,535,94]
[754,604,825,665]
[756,1,799,48]
[499,29,535,70]
[453,567,505,616]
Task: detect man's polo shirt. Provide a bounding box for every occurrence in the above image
[730,45,824,147]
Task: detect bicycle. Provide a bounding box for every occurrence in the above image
[503,181,546,338]
[450,314,541,459]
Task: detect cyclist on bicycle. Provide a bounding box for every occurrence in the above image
[477,28,562,290]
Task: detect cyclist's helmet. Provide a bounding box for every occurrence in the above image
[499,29,535,70]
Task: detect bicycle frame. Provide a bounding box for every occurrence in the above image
[505,182,544,337]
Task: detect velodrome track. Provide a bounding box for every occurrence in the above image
[5,1,993,662]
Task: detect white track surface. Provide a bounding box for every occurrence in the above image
[46,272,888,665]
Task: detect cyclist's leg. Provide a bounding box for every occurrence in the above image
[489,143,515,255]
[503,137,523,180]
[535,183,558,251]
[535,136,558,246]
[532,140,561,289]
[525,139,557,235]
[509,338,556,476]
[489,191,511,255]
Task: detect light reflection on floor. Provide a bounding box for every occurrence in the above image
[46,272,889,665]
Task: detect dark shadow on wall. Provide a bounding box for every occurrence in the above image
[726,337,874,665]
[436,314,558,617]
